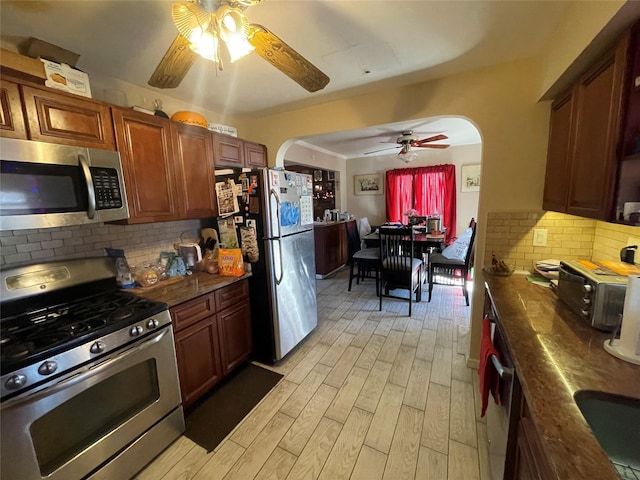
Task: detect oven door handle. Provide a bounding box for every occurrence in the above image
[490,354,514,381]
[2,328,170,408]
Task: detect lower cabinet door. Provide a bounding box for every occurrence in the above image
[174,316,223,409]
[217,303,253,374]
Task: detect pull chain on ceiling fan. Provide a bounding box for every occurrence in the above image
[149,0,330,92]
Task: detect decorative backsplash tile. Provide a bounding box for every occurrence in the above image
[0,219,204,269]
[484,211,639,271]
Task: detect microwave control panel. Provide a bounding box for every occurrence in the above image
[90,167,123,209]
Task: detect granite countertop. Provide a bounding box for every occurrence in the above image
[133,271,251,308]
[313,219,353,227]
[485,274,640,480]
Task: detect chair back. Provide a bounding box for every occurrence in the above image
[464,220,477,267]
[345,220,362,259]
[379,227,416,275]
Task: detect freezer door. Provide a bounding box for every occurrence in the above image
[263,169,314,238]
[266,230,318,360]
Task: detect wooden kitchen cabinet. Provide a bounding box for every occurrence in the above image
[170,279,252,408]
[542,30,630,221]
[0,79,27,139]
[514,401,554,480]
[542,90,575,213]
[244,140,268,168]
[171,122,218,219]
[21,84,116,150]
[112,107,181,223]
[174,315,223,409]
[213,132,244,168]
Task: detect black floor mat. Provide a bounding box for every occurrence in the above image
[183,363,283,452]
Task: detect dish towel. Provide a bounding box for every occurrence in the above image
[478,316,501,417]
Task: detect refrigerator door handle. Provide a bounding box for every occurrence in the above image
[274,238,284,285]
[269,188,282,239]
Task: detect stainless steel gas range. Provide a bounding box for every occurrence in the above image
[0,257,184,480]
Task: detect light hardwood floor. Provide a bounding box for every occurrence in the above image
[136,269,491,480]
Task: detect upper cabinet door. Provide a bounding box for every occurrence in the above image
[213,133,244,168]
[112,108,180,223]
[172,122,218,219]
[0,80,27,139]
[244,141,267,168]
[567,35,628,220]
[21,85,115,150]
[543,89,576,212]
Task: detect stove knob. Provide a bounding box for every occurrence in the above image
[38,361,58,376]
[147,319,160,330]
[5,374,27,390]
[130,325,144,337]
[90,341,106,354]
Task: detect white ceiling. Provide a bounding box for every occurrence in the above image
[0,0,572,157]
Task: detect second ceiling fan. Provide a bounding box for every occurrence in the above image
[365,131,450,160]
[148,0,330,93]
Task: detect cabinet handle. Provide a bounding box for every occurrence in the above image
[490,354,514,381]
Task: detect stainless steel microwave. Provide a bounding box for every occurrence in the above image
[0,138,129,230]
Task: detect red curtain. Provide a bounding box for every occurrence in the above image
[385,164,457,243]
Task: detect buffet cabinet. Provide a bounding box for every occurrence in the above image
[314,219,353,277]
[170,279,252,409]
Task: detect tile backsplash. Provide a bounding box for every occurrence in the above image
[0,219,205,269]
[484,211,640,271]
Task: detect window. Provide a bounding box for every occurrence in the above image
[385,164,457,243]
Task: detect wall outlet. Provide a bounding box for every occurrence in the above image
[533,228,548,247]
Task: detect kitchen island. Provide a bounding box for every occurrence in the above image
[484,274,639,479]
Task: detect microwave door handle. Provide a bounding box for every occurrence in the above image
[78,154,96,219]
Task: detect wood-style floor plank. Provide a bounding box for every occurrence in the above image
[403,358,432,411]
[350,445,387,480]
[135,436,196,480]
[279,384,337,456]
[254,447,297,480]
[354,334,385,370]
[318,407,373,480]
[285,417,342,480]
[382,405,424,480]
[450,379,478,447]
[354,360,392,413]
[324,366,369,424]
[389,345,416,387]
[191,440,245,480]
[448,439,481,480]
[324,345,363,388]
[364,383,405,454]
[415,446,448,479]
[280,363,332,418]
[421,382,451,455]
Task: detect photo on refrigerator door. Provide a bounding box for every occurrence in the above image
[280,201,300,227]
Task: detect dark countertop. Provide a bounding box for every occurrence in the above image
[133,271,251,308]
[485,274,640,480]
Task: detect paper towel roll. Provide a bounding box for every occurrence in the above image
[620,275,640,357]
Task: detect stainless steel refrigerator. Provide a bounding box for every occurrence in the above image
[239,168,318,363]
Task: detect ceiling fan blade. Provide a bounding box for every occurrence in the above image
[413,134,448,145]
[414,144,450,149]
[365,146,400,155]
[247,24,329,92]
[148,34,198,89]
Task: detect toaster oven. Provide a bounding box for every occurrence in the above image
[557,260,628,331]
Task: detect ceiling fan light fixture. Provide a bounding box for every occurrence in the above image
[189,28,219,62]
[398,151,419,163]
[217,6,254,63]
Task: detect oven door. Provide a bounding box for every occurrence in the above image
[1,326,182,480]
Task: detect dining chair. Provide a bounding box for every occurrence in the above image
[378,226,423,316]
[428,219,477,305]
[345,220,380,295]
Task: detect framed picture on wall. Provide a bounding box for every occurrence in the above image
[313,170,323,182]
[461,164,481,192]
[354,173,384,195]
[327,170,335,181]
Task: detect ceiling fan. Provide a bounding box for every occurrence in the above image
[364,131,450,162]
[148,0,330,93]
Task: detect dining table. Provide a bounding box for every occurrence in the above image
[362,231,446,252]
